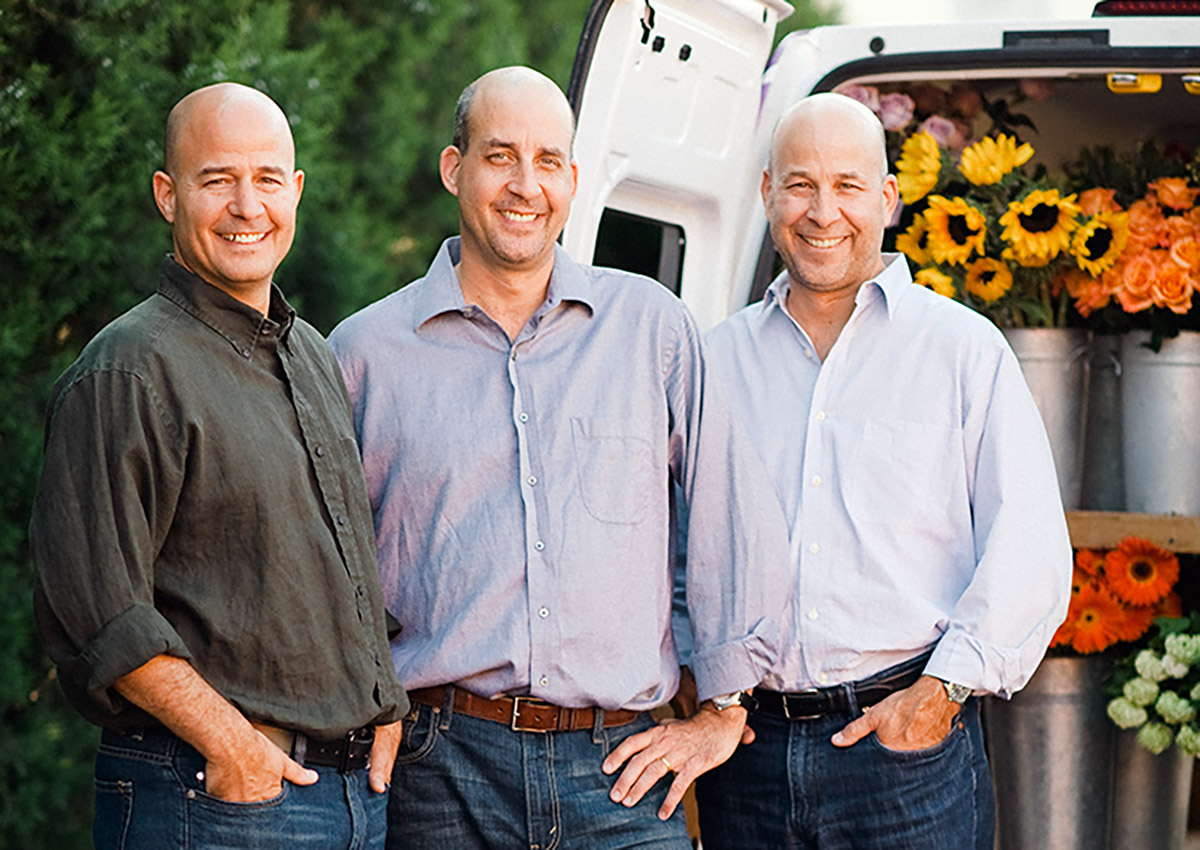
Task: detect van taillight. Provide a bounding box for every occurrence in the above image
[1094,0,1200,14]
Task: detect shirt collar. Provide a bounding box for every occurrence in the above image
[763,252,912,322]
[157,256,296,355]
[413,237,595,332]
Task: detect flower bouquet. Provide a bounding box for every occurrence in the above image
[1051,536,1180,655]
[1063,145,1200,350]
[1107,613,1200,756]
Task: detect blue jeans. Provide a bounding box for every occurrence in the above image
[93,726,386,849]
[386,697,691,849]
[694,698,994,849]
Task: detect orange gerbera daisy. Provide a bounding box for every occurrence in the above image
[1113,603,1156,643]
[1068,583,1127,654]
[1050,618,1076,649]
[1156,592,1184,619]
[1074,549,1103,577]
[1105,537,1179,607]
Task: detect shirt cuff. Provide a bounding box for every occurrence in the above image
[688,618,778,702]
[71,603,192,710]
[924,628,1027,699]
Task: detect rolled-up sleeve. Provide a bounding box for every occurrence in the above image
[665,312,792,702]
[31,368,190,715]
[924,347,1073,698]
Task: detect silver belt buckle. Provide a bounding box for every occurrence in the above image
[510,696,551,732]
[783,688,824,720]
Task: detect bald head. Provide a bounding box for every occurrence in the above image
[767,92,888,182]
[452,66,575,155]
[164,83,294,175]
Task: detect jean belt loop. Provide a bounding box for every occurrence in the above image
[842,681,861,716]
[439,685,455,731]
[592,707,605,744]
[292,730,309,766]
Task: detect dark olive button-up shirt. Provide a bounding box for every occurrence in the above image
[31,257,407,737]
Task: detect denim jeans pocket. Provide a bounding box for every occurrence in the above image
[868,721,963,762]
[193,781,290,811]
[393,703,440,766]
[93,778,134,850]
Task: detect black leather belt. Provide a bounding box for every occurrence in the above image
[755,651,933,720]
[255,722,374,772]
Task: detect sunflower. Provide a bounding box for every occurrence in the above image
[896,214,932,265]
[999,189,1081,266]
[1105,537,1179,607]
[963,257,1013,303]
[924,195,987,266]
[914,268,956,298]
[957,133,1034,186]
[1068,582,1128,654]
[896,131,943,205]
[1072,210,1130,277]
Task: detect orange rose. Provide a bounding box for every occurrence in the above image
[1150,177,1200,211]
[1171,234,1200,270]
[1165,214,1197,244]
[1077,188,1121,217]
[1063,268,1111,317]
[1126,199,1167,251]
[1151,263,1195,315]
[1113,250,1158,313]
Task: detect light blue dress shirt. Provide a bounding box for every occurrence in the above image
[329,238,790,709]
[705,254,1072,698]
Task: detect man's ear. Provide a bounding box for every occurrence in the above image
[439,146,463,197]
[152,170,176,223]
[882,173,900,222]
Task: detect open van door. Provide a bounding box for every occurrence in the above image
[563,0,792,330]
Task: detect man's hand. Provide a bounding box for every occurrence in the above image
[205,729,318,802]
[831,675,961,751]
[368,719,404,793]
[601,702,748,820]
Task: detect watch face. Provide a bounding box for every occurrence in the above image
[944,682,971,704]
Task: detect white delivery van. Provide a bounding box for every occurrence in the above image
[563,0,1200,331]
[563,4,1200,849]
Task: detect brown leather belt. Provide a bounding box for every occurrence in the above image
[408,686,640,733]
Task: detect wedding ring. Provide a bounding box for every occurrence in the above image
[659,756,674,772]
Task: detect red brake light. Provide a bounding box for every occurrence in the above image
[1094,0,1200,14]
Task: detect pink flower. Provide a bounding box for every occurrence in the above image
[946,84,982,118]
[878,93,915,131]
[1020,79,1055,101]
[918,116,967,152]
[834,84,880,114]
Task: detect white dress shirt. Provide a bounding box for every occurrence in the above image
[705,254,1072,698]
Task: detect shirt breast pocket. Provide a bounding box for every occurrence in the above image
[570,417,653,525]
[843,417,957,529]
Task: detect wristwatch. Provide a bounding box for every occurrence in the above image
[710,691,758,712]
[940,679,972,705]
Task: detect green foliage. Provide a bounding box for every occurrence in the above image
[2,1,841,846]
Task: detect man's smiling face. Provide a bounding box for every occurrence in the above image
[154,89,303,300]
[762,99,897,296]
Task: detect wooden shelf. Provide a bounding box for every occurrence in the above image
[1066,511,1200,553]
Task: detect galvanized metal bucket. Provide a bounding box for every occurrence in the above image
[987,656,1114,850]
[1082,333,1125,511]
[1003,328,1091,511]
[1120,330,1200,515]
[1110,729,1194,850]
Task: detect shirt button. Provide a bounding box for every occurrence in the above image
[538,606,549,619]
[539,676,549,687]
[336,515,348,526]
[315,445,326,457]
[519,412,529,423]
[534,540,545,551]
[811,475,822,487]
[817,673,829,685]
[804,349,813,359]
[809,542,820,554]
[242,348,252,358]
[816,411,827,421]
[527,476,538,486]
[808,608,819,620]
